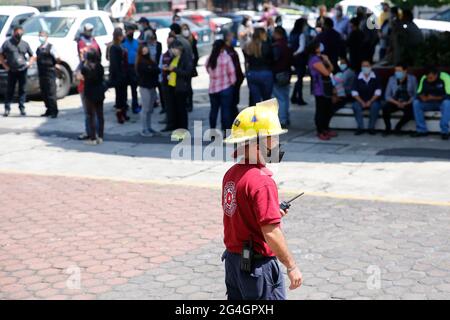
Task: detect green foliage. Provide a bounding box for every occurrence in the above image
[292,0,450,8]
[414,32,450,67]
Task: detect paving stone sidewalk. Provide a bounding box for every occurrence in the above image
[0,172,449,300]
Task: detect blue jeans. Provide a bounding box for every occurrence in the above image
[247,70,274,106]
[222,251,286,300]
[273,83,290,125]
[209,86,234,130]
[81,93,99,136]
[352,100,383,130]
[413,99,450,134]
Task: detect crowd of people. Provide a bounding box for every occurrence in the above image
[0,3,449,144]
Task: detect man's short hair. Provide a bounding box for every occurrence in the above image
[425,66,439,75]
[170,23,181,35]
[396,62,408,70]
[39,30,49,36]
[13,26,23,32]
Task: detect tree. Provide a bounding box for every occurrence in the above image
[293,0,450,9]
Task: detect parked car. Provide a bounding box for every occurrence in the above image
[179,10,233,38]
[137,14,213,57]
[0,9,115,99]
[0,6,39,46]
[414,8,450,34]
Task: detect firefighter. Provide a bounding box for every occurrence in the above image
[221,99,303,300]
[36,30,59,118]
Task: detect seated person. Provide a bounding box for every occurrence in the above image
[332,57,355,112]
[382,63,418,136]
[351,60,383,135]
[412,67,450,140]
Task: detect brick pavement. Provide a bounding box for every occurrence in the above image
[1,172,449,300]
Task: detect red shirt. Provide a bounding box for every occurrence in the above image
[222,163,281,257]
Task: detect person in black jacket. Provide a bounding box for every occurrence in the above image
[81,50,105,145]
[162,40,193,139]
[180,23,199,113]
[136,44,160,137]
[109,28,129,124]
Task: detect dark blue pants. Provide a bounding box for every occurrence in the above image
[5,69,27,111]
[247,70,273,106]
[209,86,234,130]
[222,251,286,300]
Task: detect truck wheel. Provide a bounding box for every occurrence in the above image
[56,65,71,99]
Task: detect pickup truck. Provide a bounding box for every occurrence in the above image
[0,9,115,99]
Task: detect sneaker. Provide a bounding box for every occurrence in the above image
[382,130,391,137]
[441,133,449,141]
[368,129,376,135]
[354,129,365,136]
[41,111,51,117]
[317,133,330,141]
[411,132,428,138]
[97,137,104,144]
[19,108,26,116]
[84,139,98,146]
[298,99,308,106]
[171,130,188,141]
[325,130,338,138]
[140,130,154,137]
[3,109,10,117]
[77,133,89,140]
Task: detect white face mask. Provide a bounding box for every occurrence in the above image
[39,36,46,44]
[182,29,190,38]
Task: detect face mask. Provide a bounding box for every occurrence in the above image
[39,36,46,44]
[336,10,343,17]
[14,33,22,41]
[127,33,134,39]
[182,29,190,38]
[395,71,405,80]
[319,43,325,53]
[339,63,347,71]
[362,67,371,75]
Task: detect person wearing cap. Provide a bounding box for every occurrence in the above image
[122,24,141,114]
[221,99,303,300]
[76,23,101,140]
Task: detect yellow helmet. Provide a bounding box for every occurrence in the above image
[224,98,288,144]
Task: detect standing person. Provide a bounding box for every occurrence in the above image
[162,40,193,140]
[289,18,311,106]
[137,17,151,42]
[412,68,450,140]
[76,23,101,140]
[169,23,193,62]
[122,24,141,114]
[237,16,253,47]
[351,60,383,135]
[382,63,417,136]
[206,40,236,132]
[144,29,163,112]
[221,102,303,300]
[224,32,244,119]
[308,40,336,141]
[347,17,364,72]
[0,26,35,117]
[272,26,293,128]
[159,35,175,130]
[244,28,273,106]
[36,30,59,118]
[136,44,160,137]
[316,17,345,72]
[109,27,129,124]
[358,7,379,63]
[81,50,105,146]
[315,5,328,32]
[181,23,199,113]
[332,5,350,40]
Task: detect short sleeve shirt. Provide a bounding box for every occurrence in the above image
[0,38,34,72]
[222,163,281,257]
[308,54,324,96]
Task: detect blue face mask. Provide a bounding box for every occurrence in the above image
[339,63,348,71]
[395,71,405,80]
[362,67,371,75]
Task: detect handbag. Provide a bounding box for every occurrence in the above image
[275,71,291,86]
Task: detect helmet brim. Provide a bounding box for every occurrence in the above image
[223,128,288,144]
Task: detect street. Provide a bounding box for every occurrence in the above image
[0,62,449,300]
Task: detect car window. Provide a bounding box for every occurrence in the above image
[81,17,107,36]
[23,16,75,37]
[7,13,34,36]
[0,15,8,33]
[433,10,450,22]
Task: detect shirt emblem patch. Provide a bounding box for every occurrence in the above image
[223,181,237,217]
